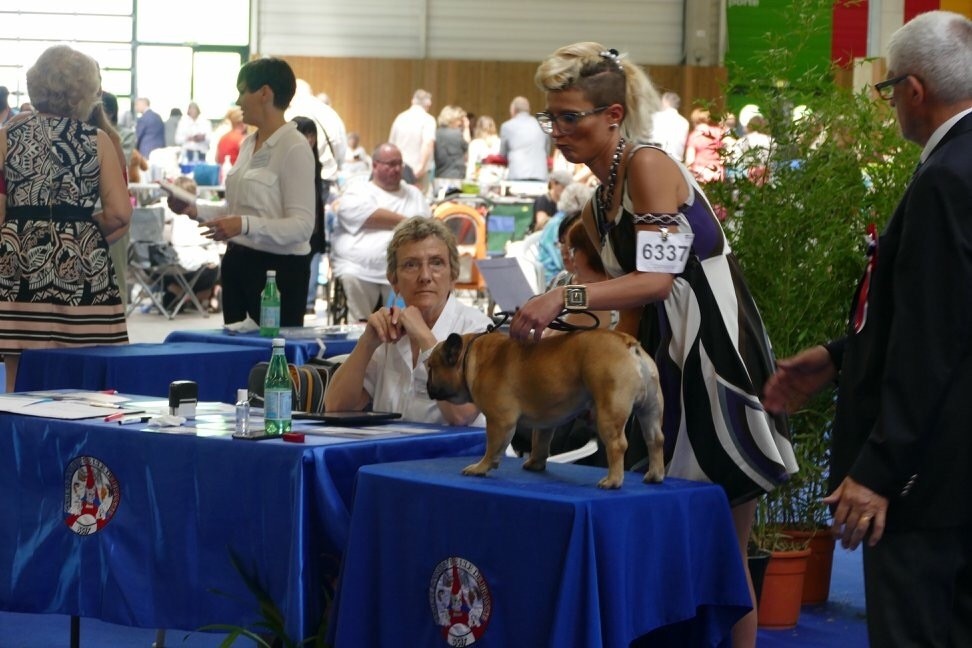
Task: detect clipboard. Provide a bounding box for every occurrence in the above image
[157,179,197,204]
[474,257,538,312]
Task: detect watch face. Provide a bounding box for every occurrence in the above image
[565,285,587,310]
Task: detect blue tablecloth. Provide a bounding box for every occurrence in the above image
[163,329,356,363]
[15,342,277,404]
[0,413,486,641]
[332,458,751,648]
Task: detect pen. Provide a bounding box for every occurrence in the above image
[118,415,151,426]
[104,411,125,422]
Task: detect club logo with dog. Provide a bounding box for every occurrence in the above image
[63,456,120,535]
[429,556,492,646]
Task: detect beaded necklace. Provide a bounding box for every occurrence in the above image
[596,136,626,237]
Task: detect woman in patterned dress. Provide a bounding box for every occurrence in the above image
[0,45,131,391]
[509,42,797,647]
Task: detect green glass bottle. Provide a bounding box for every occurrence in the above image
[263,338,292,435]
[260,270,281,338]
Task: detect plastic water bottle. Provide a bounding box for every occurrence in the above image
[235,388,250,437]
[263,338,292,435]
[220,155,233,185]
[260,270,281,338]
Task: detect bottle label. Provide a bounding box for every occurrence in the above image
[264,387,292,423]
[260,305,280,330]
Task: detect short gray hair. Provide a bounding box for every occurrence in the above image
[510,96,530,113]
[548,170,574,188]
[27,45,102,120]
[412,89,432,108]
[557,183,594,218]
[887,10,972,105]
[386,217,461,283]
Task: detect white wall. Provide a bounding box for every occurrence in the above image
[255,0,687,64]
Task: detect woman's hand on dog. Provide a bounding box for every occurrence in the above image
[510,288,564,342]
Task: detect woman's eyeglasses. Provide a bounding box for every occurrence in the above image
[535,106,609,134]
[874,74,910,101]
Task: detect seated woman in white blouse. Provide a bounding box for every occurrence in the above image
[324,217,491,425]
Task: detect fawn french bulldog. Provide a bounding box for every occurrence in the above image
[426,329,664,488]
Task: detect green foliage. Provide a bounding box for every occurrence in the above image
[705,0,919,547]
[200,551,332,648]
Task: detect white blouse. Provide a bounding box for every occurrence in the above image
[196,122,315,256]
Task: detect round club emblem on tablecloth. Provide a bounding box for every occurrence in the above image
[63,456,120,535]
[429,556,492,646]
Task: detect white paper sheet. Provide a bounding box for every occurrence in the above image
[0,395,127,420]
[475,257,537,312]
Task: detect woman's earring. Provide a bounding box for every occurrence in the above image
[609,123,619,129]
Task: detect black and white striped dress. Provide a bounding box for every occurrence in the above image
[598,144,796,505]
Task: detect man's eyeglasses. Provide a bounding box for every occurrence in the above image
[374,159,403,167]
[535,106,609,134]
[875,74,909,101]
[398,256,449,276]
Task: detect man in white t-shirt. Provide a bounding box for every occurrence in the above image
[332,143,431,320]
[388,89,436,191]
[285,79,348,202]
[650,91,690,161]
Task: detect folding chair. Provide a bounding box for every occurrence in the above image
[127,205,209,319]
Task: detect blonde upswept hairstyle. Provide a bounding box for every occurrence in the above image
[534,42,659,144]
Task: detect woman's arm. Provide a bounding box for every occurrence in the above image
[94,129,133,239]
[323,308,410,412]
[323,329,382,412]
[100,129,130,244]
[0,127,6,225]
[437,400,481,426]
[510,148,685,340]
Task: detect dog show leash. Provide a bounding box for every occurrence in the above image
[489,309,601,333]
[456,309,602,387]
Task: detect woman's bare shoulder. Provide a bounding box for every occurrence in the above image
[625,145,685,209]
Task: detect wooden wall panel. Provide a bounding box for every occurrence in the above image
[284,56,727,154]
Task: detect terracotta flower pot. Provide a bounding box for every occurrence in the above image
[784,528,836,605]
[756,547,811,629]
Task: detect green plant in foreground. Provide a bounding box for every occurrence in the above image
[199,551,332,648]
[705,0,918,548]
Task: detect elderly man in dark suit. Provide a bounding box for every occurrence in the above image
[763,11,972,647]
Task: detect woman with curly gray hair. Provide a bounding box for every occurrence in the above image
[0,45,131,391]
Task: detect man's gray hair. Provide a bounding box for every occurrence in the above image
[887,10,972,105]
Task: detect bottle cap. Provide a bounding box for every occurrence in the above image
[267,269,276,278]
[237,388,249,402]
[272,337,285,347]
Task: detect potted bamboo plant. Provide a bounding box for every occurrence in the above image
[705,0,918,622]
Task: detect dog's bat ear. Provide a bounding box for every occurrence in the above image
[443,333,464,367]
